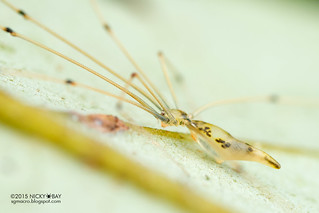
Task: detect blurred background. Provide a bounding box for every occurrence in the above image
[0,0,319,212]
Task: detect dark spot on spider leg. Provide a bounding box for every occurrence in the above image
[270,94,280,103]
[18,10,27,17]
[65,79,75,85]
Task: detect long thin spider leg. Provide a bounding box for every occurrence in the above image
[158,52,179,109]
[90,0,176,122]
[191,95,279,118]
[116,71,172,121]
[165,57,184,85]
[0,0,162,111]
[115,72,139,122]
[0,70,155,116]
[116,72,138,112]
[164,55,197,109]
[0,26,168,122]
[116,72,166,121]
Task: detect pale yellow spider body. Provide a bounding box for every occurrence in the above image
[161,109,281,169]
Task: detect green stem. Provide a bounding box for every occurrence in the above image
[0,90,231,213]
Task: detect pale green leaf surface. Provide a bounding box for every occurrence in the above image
[0,0,319,212]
